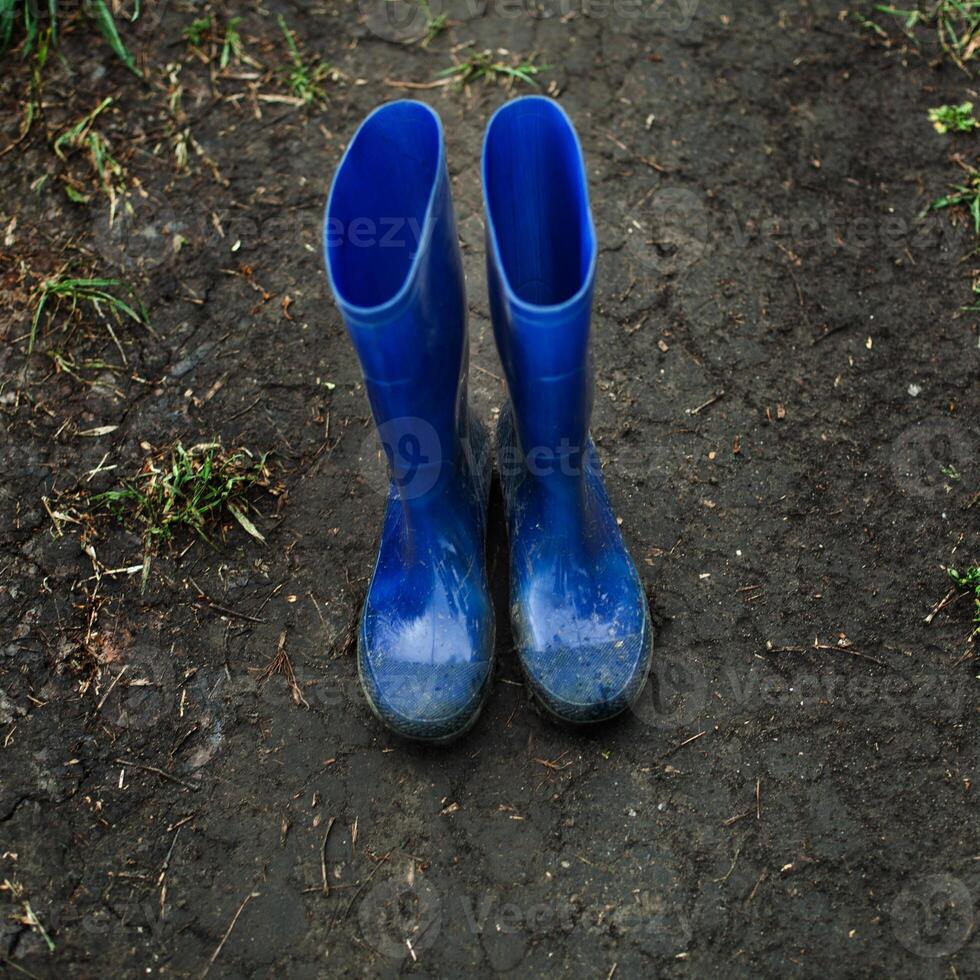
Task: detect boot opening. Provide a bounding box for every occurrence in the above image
[483,97,595,308]
[325,101,441,309]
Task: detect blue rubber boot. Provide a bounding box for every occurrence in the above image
[482,96,653,725]
[323,101,494,742]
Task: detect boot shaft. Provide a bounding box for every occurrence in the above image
[324,101,468,499]
[483,96,597,462]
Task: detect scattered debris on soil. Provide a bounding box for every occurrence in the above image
[0,1,976,976]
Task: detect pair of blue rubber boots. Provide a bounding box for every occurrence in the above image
[323,96,653,743]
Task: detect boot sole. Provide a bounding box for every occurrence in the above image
[516,608,654,728]
[356,633,495,745]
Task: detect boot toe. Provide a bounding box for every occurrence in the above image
[520,617,652,725]
[358,648,492,743]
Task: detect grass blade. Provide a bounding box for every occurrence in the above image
[87,0,140,75]
[228,502,266,544]
[0,0,15,54]
[29,289,48,354]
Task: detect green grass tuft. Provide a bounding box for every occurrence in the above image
[222,16,244,68]
[183,15,211,46]
[439,48,549,89]
[30,274,146,357]
[418,0,448,47]
[278,14,332,104]
[183,13,244,68]
[0,0,139,74]
[857,2,980,69]
[928,101,979,133]
[54,97,126,213]
[948,565,980,636]
[930,160,980,234]
[93,443,278,579]
[0,0,56,55]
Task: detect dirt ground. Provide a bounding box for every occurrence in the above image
[0,0,977,976]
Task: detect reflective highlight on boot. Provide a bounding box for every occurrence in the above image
[483,96,653,724]
[324,101,494,742]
